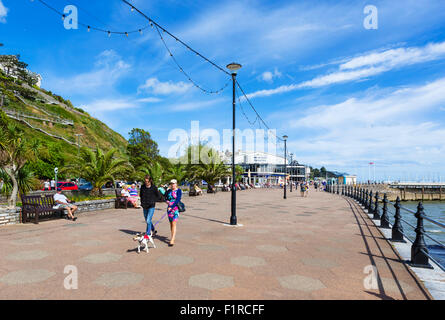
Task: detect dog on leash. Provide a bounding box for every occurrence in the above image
[133,232,156,254]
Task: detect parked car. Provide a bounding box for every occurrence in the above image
[42,181,78,191]
[78,182,93,191]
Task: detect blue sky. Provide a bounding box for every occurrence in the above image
[1,0,445,181]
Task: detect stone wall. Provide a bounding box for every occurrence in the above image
[0,207,21,226]
[0,198,116,226]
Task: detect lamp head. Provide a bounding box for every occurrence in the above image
[283,135,288,141]
[227,62,242,74]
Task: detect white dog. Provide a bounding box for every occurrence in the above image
[133,232,156,254]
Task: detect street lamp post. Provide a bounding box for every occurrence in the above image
[227,62,242,225]
[283,135,288,199]
[289,153,293,192]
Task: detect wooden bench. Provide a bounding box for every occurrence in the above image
[21,194,65,224]
[115,189,128,209]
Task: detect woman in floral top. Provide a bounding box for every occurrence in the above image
[165,179,182,246]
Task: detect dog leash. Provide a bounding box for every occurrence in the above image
[153,212,168,227]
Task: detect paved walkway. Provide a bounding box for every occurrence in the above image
[0,188,433,299]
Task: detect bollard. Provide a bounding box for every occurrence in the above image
[410,202,433,268]
[365,190,369,209]
[337,184,340,195]
[368,191,373,213]
[380,193,390,229]
[373,192,381,220]
[360,188,364,204]
[341,185,344,196]
[391,197,406,242]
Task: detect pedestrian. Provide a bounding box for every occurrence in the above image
[140,175,161,236]
[305,182,309,197]
[300,182,305,197]
[50,179,56,190]
[165,179,182,247]
[43,179,50,191]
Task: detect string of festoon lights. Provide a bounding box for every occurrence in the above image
[35,0,286,142]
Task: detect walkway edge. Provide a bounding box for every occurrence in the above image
[350,198,445,300]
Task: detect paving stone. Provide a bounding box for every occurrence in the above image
[257,245,288,253]
[189,273,234,291]
[246,229,269,234]
[156,255,194,266]
[6,250,49,261]
[198,244,226,251]
[81,252,122,264]
[380,277,415,294]
[0,269,55,285]
[10,237,42,246]
[301,257,338,268]
[231,256,267,268]
[74,240,104,247]
[94,272,144,288]
[278,274,326,292]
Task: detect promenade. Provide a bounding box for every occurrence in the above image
[0,188,432,300]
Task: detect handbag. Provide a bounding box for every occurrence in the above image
[178,201,186,212]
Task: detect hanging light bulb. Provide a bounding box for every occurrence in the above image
[108,31,111,37]
[62,14,65,21]
[125,32,129,37]
[131,6,134,12]
[87,26,90,32]
[139,29,142,35]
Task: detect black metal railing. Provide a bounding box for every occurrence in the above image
[326,183,445,271]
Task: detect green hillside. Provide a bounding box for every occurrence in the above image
[0,55,128,179]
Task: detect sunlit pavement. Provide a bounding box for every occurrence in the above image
[0,188,432,299]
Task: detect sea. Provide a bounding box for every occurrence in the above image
[388,201,445,268]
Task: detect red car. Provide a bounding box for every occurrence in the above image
[42,181,78,191]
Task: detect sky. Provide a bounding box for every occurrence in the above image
[1,0,445,182]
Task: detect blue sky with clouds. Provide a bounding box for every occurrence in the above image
[1,0,445,181]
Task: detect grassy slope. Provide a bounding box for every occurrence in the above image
[1,81,128,156]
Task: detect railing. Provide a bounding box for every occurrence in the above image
[326,184,445,271]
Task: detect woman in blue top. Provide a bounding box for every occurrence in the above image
[165,179,182,247]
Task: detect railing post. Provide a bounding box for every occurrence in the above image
[360,188,364,204]
[337,184,340,195]
[373,191,381,220]
[391,196,406,242]
[368,191,373,213]
[364,190,369,209]
[341,185,344,196]
[410,202,433,268]
[380,193,390,229]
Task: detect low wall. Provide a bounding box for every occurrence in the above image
[0,198,116,226]
[0,207,21,226]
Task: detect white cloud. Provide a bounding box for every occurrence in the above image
[0,0,8,24]
[138,77,192,95]
[45,50,130,95]
[284,77,445,169]
[247,41,445,99]
[80,99,140,112]
[261,68,282,83]
[169,98,225,111]
[136,97,162,103]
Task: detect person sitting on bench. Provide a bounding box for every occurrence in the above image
[54,188,78,221]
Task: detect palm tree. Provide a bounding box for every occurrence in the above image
[0,111,37,207]
[63,147,131,196]
[138,162,164,186]
[166,163,188,185]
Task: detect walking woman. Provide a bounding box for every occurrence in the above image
[165,179,182,247]
[140,175,162,236]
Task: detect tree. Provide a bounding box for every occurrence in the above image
[0,165,40,198]
[63,147,132,196]
[126,128,159,171]
[0,111,37,207]
[166,163,188,185]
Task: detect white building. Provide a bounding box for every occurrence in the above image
[221,150,310,185]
